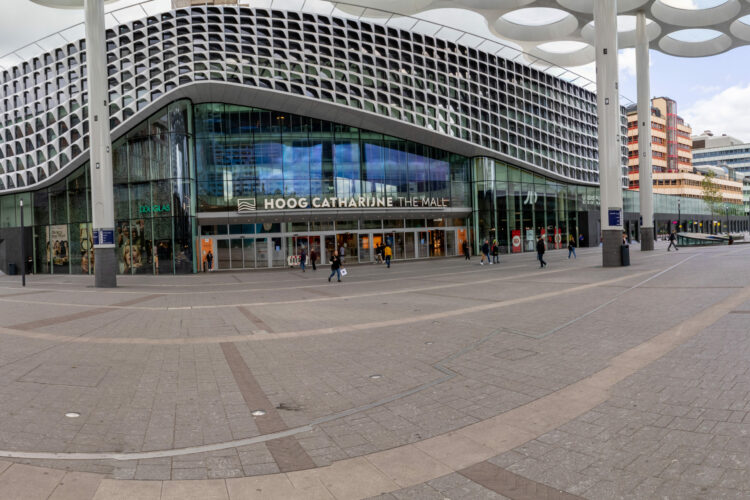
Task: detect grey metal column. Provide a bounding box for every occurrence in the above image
[636,11,655,251]
[86,0,117,287]
[594,0,624,267]
[32,0,117,286]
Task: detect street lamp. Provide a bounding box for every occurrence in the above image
[31,0,118,287]
[725,204,730,235]
[19,199,25,287]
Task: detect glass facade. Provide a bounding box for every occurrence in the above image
[0,99,748,275]
[193,103,471,215]
[472,158,749,254]
[25,99,197,275]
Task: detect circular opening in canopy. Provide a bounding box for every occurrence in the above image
[536,41,589,54]
[668,28,724,42]
[501,8,569,27]
[661,0,730,9]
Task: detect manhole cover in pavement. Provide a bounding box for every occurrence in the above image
[493,348,538,361]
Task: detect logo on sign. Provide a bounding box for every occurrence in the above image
[139,203,170,214]
[523,191,538,205]
[512,234,521,247]
[237,198,256,213]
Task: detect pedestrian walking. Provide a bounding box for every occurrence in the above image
[462,240,470,261]
[480,239,491,265]
[384,244,392,268]
[536,236,547,268]
[568,236,576,259]
[328,250,342,282]
[310,248,317,270]
[667,230,678,252]
[375,243,384,264]
[491,240,499,264]
[299,247,307,272]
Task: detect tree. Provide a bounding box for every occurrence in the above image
[701,170,723,225]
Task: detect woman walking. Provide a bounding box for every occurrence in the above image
[568,236,576,259]
[328,250,342,282]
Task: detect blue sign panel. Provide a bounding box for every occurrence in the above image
[100,229,115,246]
[608,209,622,227]
[93,228,115,247]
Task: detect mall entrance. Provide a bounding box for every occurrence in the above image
[198,219,468,271]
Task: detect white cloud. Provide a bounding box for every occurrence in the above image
[618,48,638,78]
[682,84,750,142]
[661,0,699,8]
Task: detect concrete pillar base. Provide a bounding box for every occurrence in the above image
[640,228,654,251]
[602,229,623,267]
[95,247,117,288]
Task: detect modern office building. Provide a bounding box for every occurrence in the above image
[0,4,745,275]
[626,98,743,211]
[693,131,750,176]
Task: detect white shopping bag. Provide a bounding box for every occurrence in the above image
[340,268,348,276]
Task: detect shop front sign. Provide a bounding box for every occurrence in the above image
[139,203,170,214]
[237,196,451,214]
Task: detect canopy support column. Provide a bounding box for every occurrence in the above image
[636,11,655,251]
[594,0,625,266]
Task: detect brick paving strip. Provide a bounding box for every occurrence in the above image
[0,289,52,298]
[458,461,584,500]
[220,342,316,473]
[236,307,274,333]
[0,281,747,499]
[0,271,653,345]
[7,294,164,330]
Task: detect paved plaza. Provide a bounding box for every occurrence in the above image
[0,243,748,499]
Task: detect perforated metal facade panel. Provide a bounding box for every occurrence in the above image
[0,5,628,195]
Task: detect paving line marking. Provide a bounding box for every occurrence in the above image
[0,265,632,313]
[0,270,654,345]
[0,327,501,462]
[0,262,532,295]
[536,254,698,339]
[0,260,745,474]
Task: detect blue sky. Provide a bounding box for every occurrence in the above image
[622,46,750,142]
[2,0,750,141]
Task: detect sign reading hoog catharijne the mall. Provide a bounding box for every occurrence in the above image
[236,196,450,213]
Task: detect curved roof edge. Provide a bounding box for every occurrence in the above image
[5,81,600,195]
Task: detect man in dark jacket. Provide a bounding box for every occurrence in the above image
[480,239,490,266]
[536,236,547,268]
[462,240,470,261]
[328,250,342,282]
[310,248,317,270]
[667,231,678,252]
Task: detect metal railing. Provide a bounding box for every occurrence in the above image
[0,0,634,104]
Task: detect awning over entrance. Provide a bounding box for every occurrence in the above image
[197,207,472,225]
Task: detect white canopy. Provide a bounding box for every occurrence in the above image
[334,0,750,64]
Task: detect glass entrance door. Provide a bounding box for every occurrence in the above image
[256,238,269,268]
[230,239,243,269]
[429,230,445,257]
[217,240,230,270]
[418,231,429,258]
[324,235,336,266]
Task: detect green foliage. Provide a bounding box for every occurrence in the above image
[701,170,723,217]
